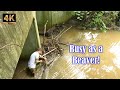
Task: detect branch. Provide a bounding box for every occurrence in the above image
[54,26,72,40]
[43,20,48,43]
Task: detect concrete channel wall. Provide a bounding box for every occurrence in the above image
[36,11,75,31]
[0,11,39,79]
[0,11,74,79]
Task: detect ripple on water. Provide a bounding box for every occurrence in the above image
[48,29,120,79]
[13,26,120,79]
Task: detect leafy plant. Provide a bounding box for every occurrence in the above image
[74,11,119,32]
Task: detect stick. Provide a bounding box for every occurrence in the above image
[47,54,61,67]
[54,28,66,39]
[55,26,72,40]
[58,42,69,46]
[42,48,57,57]
[43,20,48,45]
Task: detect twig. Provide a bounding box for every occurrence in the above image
[43,20,48,45]
[54,28,66,39]
[58,42,69,46]
[42,48,57,57]
[55,26,72,40]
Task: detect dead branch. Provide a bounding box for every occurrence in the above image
[54,26,72,40]
[54,28,66,39]
[43,20,48,45]
[58,42,69,46]
[42,48,57,57]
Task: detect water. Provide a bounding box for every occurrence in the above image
[13,27,120,79]
[46,27,120,79]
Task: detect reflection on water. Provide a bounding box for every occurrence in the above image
[47,27,120,79]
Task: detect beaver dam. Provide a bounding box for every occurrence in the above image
[13,18,120,79]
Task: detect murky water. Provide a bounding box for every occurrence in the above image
[13,27,120,79]
[46,27,120,79]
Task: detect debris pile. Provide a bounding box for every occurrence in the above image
[40,21,72,65]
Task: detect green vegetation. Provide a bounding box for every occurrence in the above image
[74,11,119,32]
